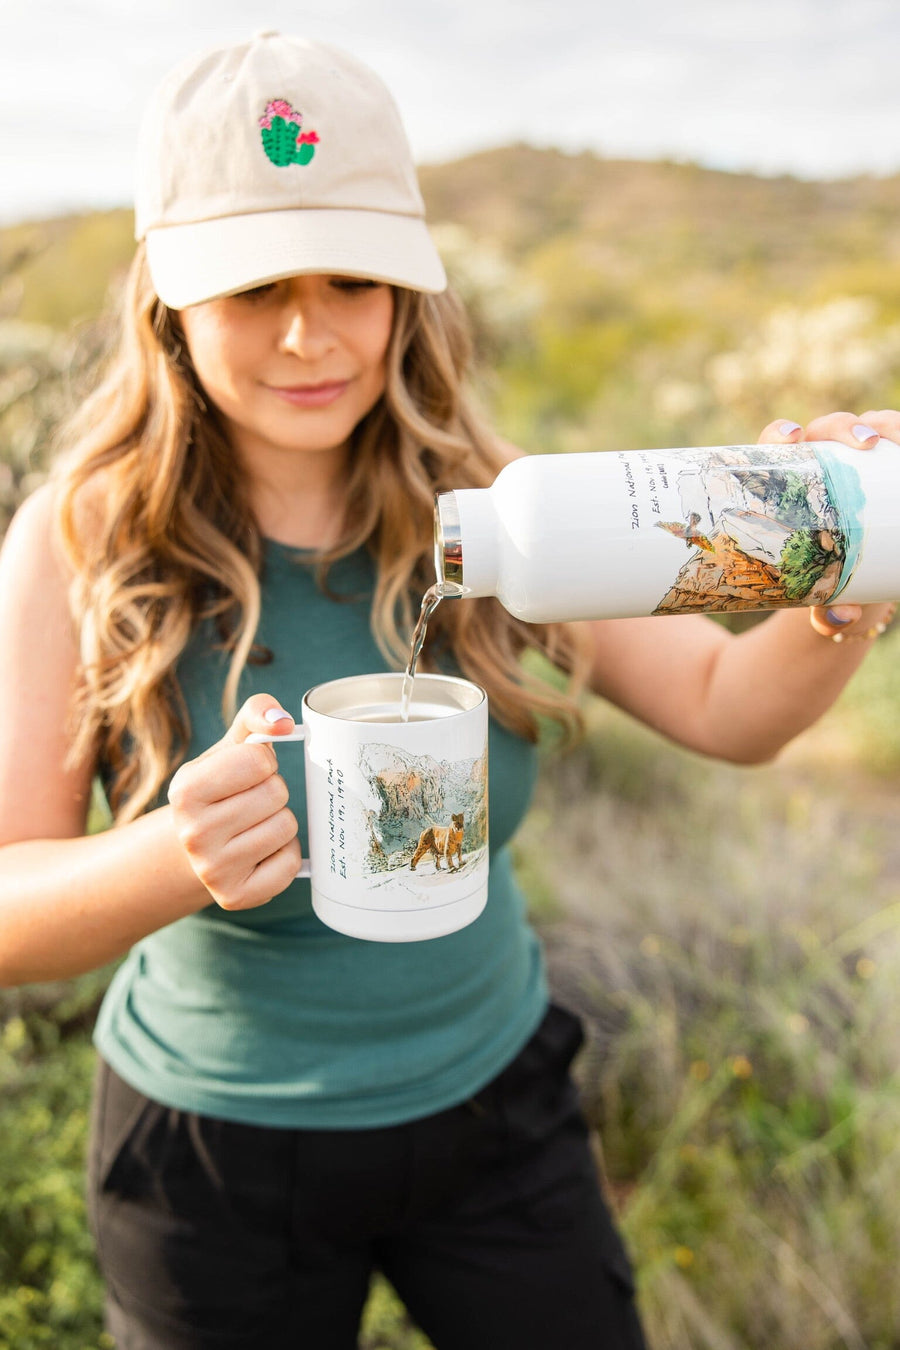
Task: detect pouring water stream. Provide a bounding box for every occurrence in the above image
[400,581,465,721]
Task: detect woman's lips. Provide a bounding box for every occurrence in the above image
[266,380,349,408]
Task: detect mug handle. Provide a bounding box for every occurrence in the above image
[246,726,311,880]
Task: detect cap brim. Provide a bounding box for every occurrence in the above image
[144,207,447,309]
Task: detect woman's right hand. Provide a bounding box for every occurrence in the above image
[168,695,302,911]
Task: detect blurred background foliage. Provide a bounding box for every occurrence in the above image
[3,145,900,1348]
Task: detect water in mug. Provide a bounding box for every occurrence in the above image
[347,705,453,723]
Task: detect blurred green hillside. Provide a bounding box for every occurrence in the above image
[5,144,900,514]
[10,145,899,328]
[0,209,134,330]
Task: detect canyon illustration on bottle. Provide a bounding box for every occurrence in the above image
[433,442,900,623]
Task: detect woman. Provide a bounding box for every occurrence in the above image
[0,31,895,1350]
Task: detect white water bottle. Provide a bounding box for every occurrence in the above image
[433,443,900,622]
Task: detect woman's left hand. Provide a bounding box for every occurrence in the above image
[756,409,900,639]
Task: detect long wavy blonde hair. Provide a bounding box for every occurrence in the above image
[55,246,592,823]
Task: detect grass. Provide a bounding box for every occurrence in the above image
[0,983,433,1350]
[0,977,115,1350]
[521,625,900,1348]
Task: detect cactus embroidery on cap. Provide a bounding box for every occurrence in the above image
[258,99,320,166]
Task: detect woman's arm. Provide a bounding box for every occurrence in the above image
[584,602,888,764]
[0,488,301,986]
[585,411,900,763]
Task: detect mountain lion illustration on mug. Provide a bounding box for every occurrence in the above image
[410,813,465,872]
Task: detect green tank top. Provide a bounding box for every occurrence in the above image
[93,541,548,1128]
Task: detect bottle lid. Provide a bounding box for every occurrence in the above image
[434,491,463,588]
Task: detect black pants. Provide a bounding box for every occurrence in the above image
[87,1004,647,1350]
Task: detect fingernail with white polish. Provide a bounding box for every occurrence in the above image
[853,424,878,443]
[779,421,802,436]
[264,707,293,723]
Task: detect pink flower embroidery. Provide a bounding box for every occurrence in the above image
[297,131,320,145]
[258,98,303,129]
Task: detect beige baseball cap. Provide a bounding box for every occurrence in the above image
[135,31,447,309]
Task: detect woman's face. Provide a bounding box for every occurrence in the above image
[176,274,395,463]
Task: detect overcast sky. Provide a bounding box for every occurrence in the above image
[2,0,900,225]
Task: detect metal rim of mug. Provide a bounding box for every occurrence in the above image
[303,671,486,722]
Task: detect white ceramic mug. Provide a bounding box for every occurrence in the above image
[248,672,488,942]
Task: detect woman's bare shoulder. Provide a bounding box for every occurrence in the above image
[0,482,94,842]
[1,482,69,580]
[4,473,106,564]
[5,479,55,531]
